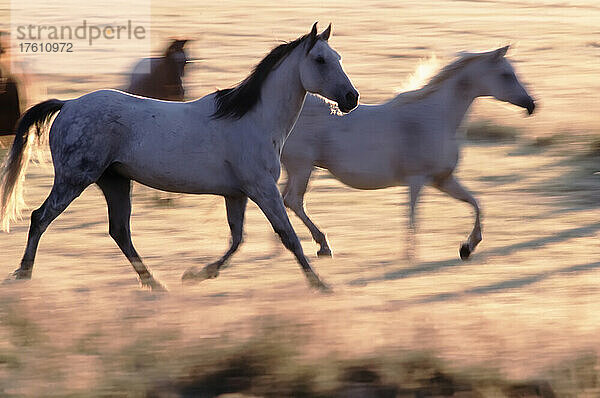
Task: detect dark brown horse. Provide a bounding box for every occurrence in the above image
[126,39,189,101]
[0,35,22,136]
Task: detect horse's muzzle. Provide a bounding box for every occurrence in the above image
[338,89,359,113]
[522,97,535,115]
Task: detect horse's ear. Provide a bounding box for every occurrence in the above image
[307,22,319,53]
[166,39,188,56]
[173,39,188,49]
[493,45,509,60]
[309,22,318,39]
[319,23,332,41]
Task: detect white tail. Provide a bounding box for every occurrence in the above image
[0,99,64,232]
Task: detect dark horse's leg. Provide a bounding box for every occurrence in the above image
[96,171,166,291]
[11,179,89,279]
[182,195,247,282]
[247,178,330,291]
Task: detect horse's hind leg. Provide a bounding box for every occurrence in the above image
[433,175,482,260]
[96,171,166,291]
[182,195,247,282]
[282,165,331,257]
[407,175,426,262]
[10,180,89,280]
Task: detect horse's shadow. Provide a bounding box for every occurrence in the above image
[349,220,600,295]
[412,260,600,305]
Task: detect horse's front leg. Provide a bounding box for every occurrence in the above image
[433,175,482,260]
[246,177,330,292]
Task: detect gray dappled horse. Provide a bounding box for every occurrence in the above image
[0,23,358,291]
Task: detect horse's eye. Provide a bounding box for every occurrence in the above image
[315,56,325,65]
[501,72,514,80]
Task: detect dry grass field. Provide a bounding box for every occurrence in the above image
[1,0,600,396]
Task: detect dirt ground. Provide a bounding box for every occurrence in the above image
[1,0,600,394]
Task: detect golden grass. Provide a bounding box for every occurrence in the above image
[0,294,593,397]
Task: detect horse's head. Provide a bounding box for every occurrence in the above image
[472,46,535,115]
[165,39,190,77]
[299,23,359,113]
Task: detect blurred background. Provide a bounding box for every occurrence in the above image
[0,0,599,396]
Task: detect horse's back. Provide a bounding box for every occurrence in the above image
[58,89,214,146]
[50,89,244,194]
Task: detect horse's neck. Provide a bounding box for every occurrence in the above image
[158,59,178,82]
[250,50,306,146]
[428,72,478,134]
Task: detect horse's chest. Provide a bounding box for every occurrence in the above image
[272,139,283,156]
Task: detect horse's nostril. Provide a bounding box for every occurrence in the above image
[345,91,358,106]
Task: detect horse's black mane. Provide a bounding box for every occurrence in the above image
[212,32,317,119]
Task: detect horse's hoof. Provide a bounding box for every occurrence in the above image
[459,243,471,260]
[317,247,333,258]
[181,265,219,284]
[138,274,168,291]
[146,280,169,292]
[3,273,19,284]
[307,276,333,293]
[4,268,32,283]
[315,280,333,293]
[181,267,202,283]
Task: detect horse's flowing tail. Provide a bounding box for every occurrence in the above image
[0,99,65,232]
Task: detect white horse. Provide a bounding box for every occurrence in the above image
[281,46,534,260]
[0,23,358,291]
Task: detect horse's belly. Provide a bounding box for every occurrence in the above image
[324,162,398,190]
[317,130,401,189]
[112,156,238,196]
[112,123,243,195]
[137,173,238,195]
